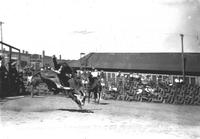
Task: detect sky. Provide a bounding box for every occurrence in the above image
[0,0,200,60]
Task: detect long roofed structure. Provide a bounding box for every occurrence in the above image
[69,53,200,76]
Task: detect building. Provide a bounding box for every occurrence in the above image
[30,53,70,70]
[69,53,200,86]
[0,50,69,71]
[0,49,31,69]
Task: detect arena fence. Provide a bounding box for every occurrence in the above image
[102,76,200,105]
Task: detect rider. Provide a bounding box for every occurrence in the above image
[91,68,99,79]
[88,68,98,85]
[52,55,74,87]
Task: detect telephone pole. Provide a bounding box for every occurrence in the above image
[80,52,85,70]
[0,21,4,53]
[180,34,185,83]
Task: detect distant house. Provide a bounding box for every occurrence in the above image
[30,54,71,70]
[69,53,200,86]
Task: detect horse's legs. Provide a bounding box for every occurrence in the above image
[31,85,35,98]
[80,89,86,105]
[97,86,102,103]
[93,86,101,103]
[88,91,91,103]
[31,88,34,98]
[97,91,100,104]
[68,90,83,109]
[94,91,97,103]
[95,90,100,104]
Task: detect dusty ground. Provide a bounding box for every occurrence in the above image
[0,95,200,139]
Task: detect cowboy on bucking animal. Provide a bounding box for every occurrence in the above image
[51,55,86,107]
[52,55,75,87]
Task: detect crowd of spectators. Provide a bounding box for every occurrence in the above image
[102,71,200,105]
[0,56,26,98]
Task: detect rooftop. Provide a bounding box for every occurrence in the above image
[69,52,200,76]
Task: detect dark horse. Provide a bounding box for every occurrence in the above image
[29,69,86,109]
[87,74,102,103]
[29,55,86,109]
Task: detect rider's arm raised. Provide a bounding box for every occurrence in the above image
[52,66,62,74]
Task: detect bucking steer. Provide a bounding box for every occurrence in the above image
[29,69,86,109]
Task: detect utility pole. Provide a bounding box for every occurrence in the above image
[180,34,185,83]
[42,50,45,67]
[0,21,4,54]
[80,52,85,70]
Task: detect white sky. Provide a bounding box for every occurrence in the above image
[1,0,200,59]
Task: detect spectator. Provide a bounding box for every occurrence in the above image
[0,56,9,98]
[9,61,20,96]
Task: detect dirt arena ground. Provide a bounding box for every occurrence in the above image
[0,95,200,139]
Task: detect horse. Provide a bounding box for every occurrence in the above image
[28,69,86,109]
[87,74,102,103]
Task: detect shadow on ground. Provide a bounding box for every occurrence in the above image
[0,99,8,103]
[89,102,109,105]
[58,108,94,113]
[98,102,109,105]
